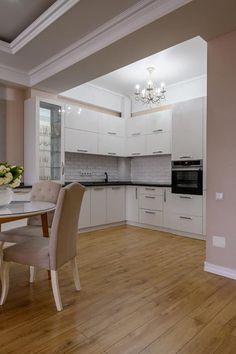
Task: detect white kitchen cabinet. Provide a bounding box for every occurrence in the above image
[65,128,98,154]
[126,135,146,156]
[164,213,203,234]
[107,186,126,223]
[139,186,163,195]
[139,209,163,227]
[146,110,172,134]
[65,104,99,133]
[99,114,125,136]
[126,186,139,222]
[91,187,107,226]
[79,188,91,229]
[172,97,203,160]
[146,132,171,156]
[126,116,147,136]
[98,135,125,156]
[139,194,163,211]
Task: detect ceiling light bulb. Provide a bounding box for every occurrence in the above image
[135,84,140,90]
[161,82,165,89]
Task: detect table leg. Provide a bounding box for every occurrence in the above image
[41,213,51,279]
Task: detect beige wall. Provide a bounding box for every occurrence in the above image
[3,86,26,166]
[206,30,236,269]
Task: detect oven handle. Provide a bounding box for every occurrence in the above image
[172,168,202,171]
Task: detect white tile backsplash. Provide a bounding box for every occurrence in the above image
[65,152,120,181]
[131,155,171,183]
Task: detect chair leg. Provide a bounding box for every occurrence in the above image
[0,241,4,282]
[71,257,81,291]
[0,262,10,305]
[29,266,36,283]
[50,270,63,311]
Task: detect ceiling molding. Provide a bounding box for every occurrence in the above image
[0,63,29,86]
[0,0,80,55]
[29,0,193,85]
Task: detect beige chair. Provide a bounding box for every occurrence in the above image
[0,181,62,244]
[0,183,85,311]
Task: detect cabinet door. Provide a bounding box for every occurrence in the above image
[65,128,98,154]
[98,135,125,156]
[91,187,107,226]
[107,186,125,223]
[126,186,139,222]
[99,114,125,136]
[65,104,99,132]
[126,116,147,136]
[79,188,91,229]
[147,110,172,134]
[146,132,171,155]
[172,98,203,160]
[126,136,146,156]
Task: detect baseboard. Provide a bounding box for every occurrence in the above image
[79,222,126,233]
[126,221,206,241]
[204,261,236,280]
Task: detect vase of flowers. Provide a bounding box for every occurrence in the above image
[0,163,24,207]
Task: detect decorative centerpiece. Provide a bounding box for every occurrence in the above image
[0,163,24,207]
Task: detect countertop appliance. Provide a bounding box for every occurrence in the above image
[172,160,203,195]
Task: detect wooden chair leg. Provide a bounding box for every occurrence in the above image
[0,262,10,305]
[0,241,4,282]
[29,266,36,283]
[50,270,63,311]
[71,257,81,291]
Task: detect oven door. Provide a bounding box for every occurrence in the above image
[172,168,203,195]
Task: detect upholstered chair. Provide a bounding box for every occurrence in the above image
[0,183,85,311]
[0,181,62,245]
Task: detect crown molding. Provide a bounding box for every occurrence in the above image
[0,63,29,86]
[30,0,193,86]
[0,0,80,55]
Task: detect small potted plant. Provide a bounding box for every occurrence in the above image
[0,163,24,207]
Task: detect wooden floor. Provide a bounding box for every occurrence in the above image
[1,226,236,354]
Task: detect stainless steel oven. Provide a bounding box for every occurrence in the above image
[172,160,203,195]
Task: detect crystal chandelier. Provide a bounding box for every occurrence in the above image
[134,67,166,105]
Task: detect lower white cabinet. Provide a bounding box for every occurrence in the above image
[65,128,98,154]
[91,187,107,226]
[126,186,139,222]
[139,209,163,227]
[139,194,163,211]
[164,213,203,235]
[79,188,91,229]
[107,186,125,223]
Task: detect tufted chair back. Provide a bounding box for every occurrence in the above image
[28,181,62,226]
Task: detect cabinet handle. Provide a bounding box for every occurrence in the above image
[145,211,156,215]
[61,161,65,175]
[132,153,141,156]
[112,187,121,190]
[180,155,192,159]
[179,196,193,199]
[108,132,117,135]
[135,187,138,200]
[77,149,88,153]
[94,187,104,191]
[153,151,163,154]
[145,187,155,191]
[145,196,155,199]
[108,152,117,155]
[132,132,141,136]
[179,216,193,220]
[153,129,163,133]
[164,189,166,203]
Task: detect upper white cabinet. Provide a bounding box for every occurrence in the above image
[146,110,172,134]
[126,116,147,136]
[126,135,146,156]
[65,128,98,154]
[146,132,171,155]
[99,114,125,137]
[65,104,99,133]
[107,186,126,223]
[172,98,203,161]
[98,135,125,156]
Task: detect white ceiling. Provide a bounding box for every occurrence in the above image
[89,36,207,96]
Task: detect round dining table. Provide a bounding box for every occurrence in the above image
[0,201,56,236]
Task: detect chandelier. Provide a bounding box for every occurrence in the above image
[134,67,166,105]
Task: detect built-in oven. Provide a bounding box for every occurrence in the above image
[172,160,203,195]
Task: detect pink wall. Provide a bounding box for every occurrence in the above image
[206,30,236,269]
[5,87,26,166]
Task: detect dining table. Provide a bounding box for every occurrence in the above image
[0,201,56,236]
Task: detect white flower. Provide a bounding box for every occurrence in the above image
[0,177,5,185]
[0,165,8,175]
[10,178,21,188]
[4,172,13,184]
